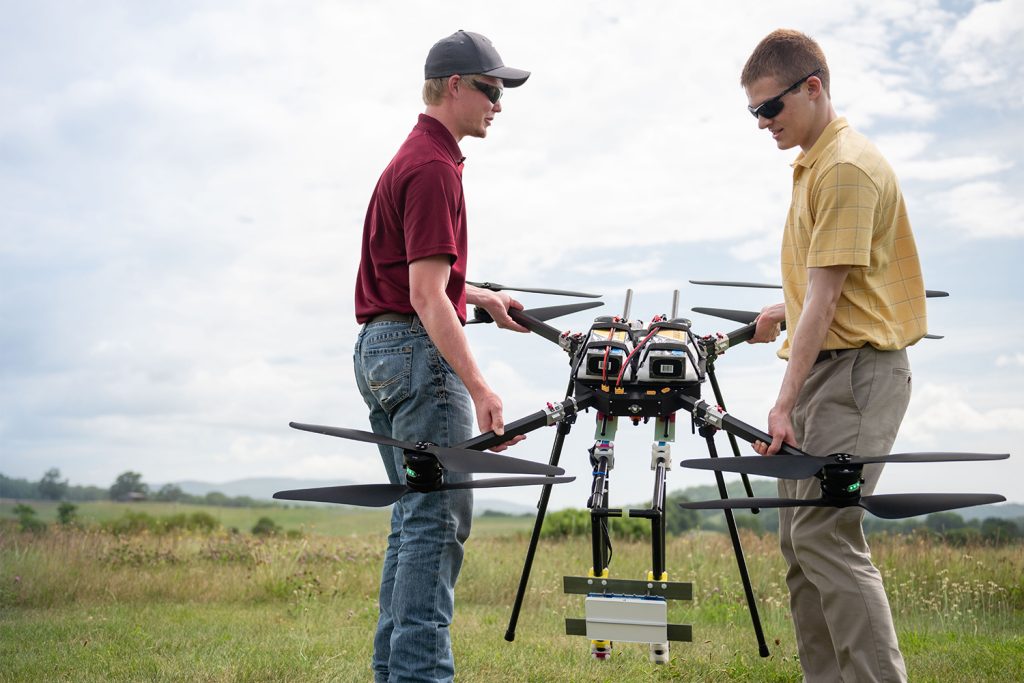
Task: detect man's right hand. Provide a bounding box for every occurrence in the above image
[750,302,785,344]
[474,389,526,453]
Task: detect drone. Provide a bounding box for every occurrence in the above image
[276,280,1009,665]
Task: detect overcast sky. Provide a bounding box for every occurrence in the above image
[3,0,1022,511]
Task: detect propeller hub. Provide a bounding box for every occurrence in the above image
[819,463,864,504]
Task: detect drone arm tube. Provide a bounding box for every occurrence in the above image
[457,392,594,452]
[678,395,808,457]
[508,307,568,348]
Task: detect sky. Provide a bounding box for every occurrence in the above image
[2,0,1023,512]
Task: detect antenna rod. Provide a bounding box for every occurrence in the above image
[622,288,633,320]
[671,290,680,319]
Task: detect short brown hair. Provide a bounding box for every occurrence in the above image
[741,29,830,96]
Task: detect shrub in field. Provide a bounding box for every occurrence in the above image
[980,517,1020,545]
[12,504,47,534]
[56,502,78,526]
[252,516,282,536]
[541,508,650,541]
[103,511,159,535]
[541,508,590,539]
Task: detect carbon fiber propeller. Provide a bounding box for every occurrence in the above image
[680,492,1006,520]
[467,280,601,298]
[469,300,603,325]
[681,451,1009,480]
[689,280,949,298]
[275,476,576,507]
[289,423,564,476]
[691,306,943,340]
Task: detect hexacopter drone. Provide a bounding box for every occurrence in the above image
[275,281,1008,664]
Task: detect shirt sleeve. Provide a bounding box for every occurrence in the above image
[400,161,462,263]
[807,162,878,268]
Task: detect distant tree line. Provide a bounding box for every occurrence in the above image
[541,485,1021,547]
[0,469,274,508]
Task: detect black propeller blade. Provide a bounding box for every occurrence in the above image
[689,280,948,298]
[468,300,603,325]
[692,307,942,339]
[275,476,576,508]
[690,280,782,290]
[467,280,601,298]
[680,492,1005,519]
[858,493,1005,519]
[289,423,564,476]
[692,307,759,325]
[681,451,1009,480]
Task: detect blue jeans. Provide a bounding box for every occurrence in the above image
[353,317,474,683]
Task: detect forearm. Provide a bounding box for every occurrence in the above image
[775,266,849,412]
[776,299,832,412]
[464,284,491,305]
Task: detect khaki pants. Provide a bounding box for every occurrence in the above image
[780,346,911,683]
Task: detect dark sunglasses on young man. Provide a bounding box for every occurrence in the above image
[466,78,503,104]
[748,68,822,119]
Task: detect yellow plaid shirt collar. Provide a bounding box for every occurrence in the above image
[791,117,850,170]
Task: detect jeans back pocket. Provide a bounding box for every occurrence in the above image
[363,346,413,414]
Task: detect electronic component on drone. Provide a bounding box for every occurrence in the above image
[634,319,702,384]
[576,316,634,383]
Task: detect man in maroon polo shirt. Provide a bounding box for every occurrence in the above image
[352,31,530,683]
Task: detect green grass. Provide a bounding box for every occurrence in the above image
[1,506,1022,682]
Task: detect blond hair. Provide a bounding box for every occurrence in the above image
[422,77,449,105]
[741,29,830,96]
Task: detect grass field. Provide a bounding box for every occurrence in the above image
[2,501,1022,682]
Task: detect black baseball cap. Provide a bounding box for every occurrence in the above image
[424,30,530,88]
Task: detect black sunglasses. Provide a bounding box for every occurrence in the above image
[748,68,822,119]
[466,78,503,104]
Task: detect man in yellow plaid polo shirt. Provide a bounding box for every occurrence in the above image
[741,29,927,683]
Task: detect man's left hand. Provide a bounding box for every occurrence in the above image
[469,288,529,332]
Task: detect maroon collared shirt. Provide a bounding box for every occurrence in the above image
[354,114,468,324]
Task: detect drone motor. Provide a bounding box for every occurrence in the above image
[404,450,445,492]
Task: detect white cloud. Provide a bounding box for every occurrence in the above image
[926,181,1024,237]
[995,353,1024,367]
[938,0,1024,98]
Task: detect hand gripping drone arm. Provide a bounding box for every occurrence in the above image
[678,395,809,458]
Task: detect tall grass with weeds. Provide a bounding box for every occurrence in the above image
[1,518,1021,682]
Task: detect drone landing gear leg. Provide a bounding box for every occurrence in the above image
[649,433,671,664]
[627,418,674,664]
[588,434,616,660]
[504,386,578,643]
[701,425,770,657]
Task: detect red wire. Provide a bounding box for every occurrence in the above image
[600,318,617,382]
[616,316,665,386]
